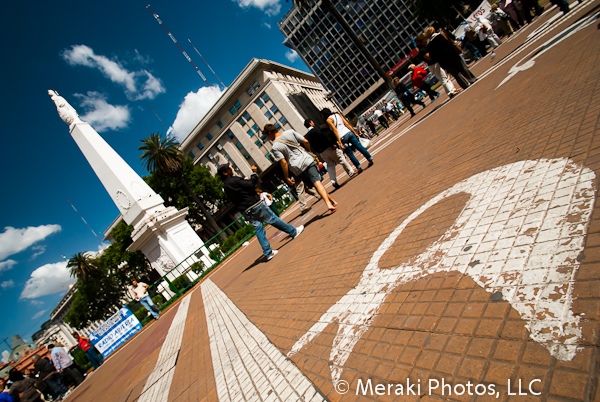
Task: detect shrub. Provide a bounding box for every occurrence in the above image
[168,274,191,293]
[152,294,166,307]
[134,307,148,323]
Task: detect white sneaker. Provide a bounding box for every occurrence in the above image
[293,225,304,239]
[267,250,278,260]
[491,52,496,59]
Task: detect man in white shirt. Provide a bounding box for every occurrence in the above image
[49,344,84,386]
[265,124,338,214]
[129,280,160,320]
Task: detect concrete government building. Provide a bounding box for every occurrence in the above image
[278,0,429,118]
[180,59,338,178]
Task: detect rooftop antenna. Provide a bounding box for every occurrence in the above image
[187,38,225,89]
[67,199,104,244]
[146,5,211,87]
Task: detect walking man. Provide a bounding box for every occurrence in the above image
[393,77,426,117]
[264,123,338,214]
[128,280,160,320]
[304,119,354,189]
[372,108,389,129]
[48,344,84,387]
[408,64,440,102]
[219,163,303,260]
[31,354,68,399]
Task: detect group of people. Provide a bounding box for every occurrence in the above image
[0,338,102,402]
[219,108,374,260]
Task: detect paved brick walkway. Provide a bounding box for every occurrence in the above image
[65,2,600,401]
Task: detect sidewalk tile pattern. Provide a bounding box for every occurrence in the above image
[138,293,193,402]
[202,279,327,402]
[289,158,596,384]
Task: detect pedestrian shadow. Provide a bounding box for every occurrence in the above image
[243,212,331,272]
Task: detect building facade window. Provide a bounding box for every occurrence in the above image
[247,87,255,96]
[279,116,288,125]
[235,101,242,109]
[255,139,262,147]
[217,121,223,128]
[243,152,250,159]
[243,112,251,121]
[228,131,234,138]
[236,142,242,149]
[198,143,204,150]
[247,129,254,137]
[265,111,272,119]
[207,133,213,140]
[225,154,231,160]
[270,104,279,113]
[238,118,245,126]
[217,144,223,151]
[189,152,195,159]
[261,93,270,102]
[208,153,214,160]
[230,106,237,115]
[256,99,264,108]
[252,81,260,90]
[253,123,259,132]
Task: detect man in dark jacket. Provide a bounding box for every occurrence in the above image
[219,164,303,260]
[31,354,68,399]
[393,77,426,117]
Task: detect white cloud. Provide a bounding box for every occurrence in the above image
[0,260,17,273]
[75,92,131,132]
[170,86,225,141]
[32,310,47,320]
[62,45,166,101]
[233,0,281,16]
[0,225,61,261]
[30,300,44,306]
[1,280,14,290]
[20,261,75,300]
[29,245,46,261]
[285,50,299,63]
[262,21,272,29]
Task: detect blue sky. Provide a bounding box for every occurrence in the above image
[0,0,309,350]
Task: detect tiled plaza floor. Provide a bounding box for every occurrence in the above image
[66,2,600,401]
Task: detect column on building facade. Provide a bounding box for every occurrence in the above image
[265,83,305,129]
[246,103,270,130]
[223,142,253,177]
[205,161,217,175]
[230,123,270,171]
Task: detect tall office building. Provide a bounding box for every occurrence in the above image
[278,0,429,118]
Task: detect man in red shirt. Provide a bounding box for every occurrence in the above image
[409,64,440,102]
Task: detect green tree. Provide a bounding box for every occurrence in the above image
[64,221,160,329]
[144,157,226,237]
[67,252,96,280]
[64,263,124,329]
[139,133,226,240]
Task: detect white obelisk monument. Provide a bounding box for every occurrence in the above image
[48,90,212,279]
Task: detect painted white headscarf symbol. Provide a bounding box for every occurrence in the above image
[289,158,596,384]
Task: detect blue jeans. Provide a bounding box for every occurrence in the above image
[45,373,68,397]
[86,347,104,369]
[246,204,296,257]
[341,133,373,169]
[140,295,160,319]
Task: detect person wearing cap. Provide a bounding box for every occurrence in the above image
[218,163,303,260]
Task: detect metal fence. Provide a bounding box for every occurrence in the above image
[130,186,296,325]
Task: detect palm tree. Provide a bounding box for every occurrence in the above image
[139,132,226,241]
[288,0,395,91]
[67,252,96,280]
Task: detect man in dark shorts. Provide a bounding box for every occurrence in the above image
[219,164,303,260]
[264,124,338,214]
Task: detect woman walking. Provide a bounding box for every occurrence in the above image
[320,108,374,173]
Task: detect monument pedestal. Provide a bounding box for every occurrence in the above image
[49,90,213,295]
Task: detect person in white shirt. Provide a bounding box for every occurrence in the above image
[128,280,160,320]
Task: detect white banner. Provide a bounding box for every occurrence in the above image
[453,0,493,39]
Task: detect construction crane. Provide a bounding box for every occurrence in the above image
[146,5,211,87]
[188,38,225,89]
